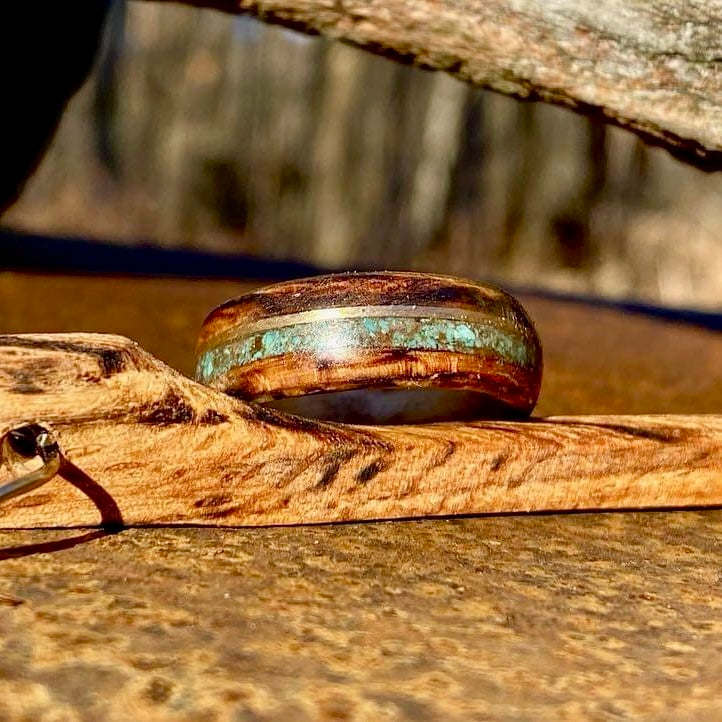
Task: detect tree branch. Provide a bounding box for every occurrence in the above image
[1,333,722,528]
[148,0,722,170]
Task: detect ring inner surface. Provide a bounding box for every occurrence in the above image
[266,388,525,424]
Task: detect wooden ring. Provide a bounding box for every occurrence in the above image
[195,272,543,419]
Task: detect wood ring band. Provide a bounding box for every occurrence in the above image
[195,272,543,417]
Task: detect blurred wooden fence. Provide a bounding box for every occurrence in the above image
[3,1,722,308]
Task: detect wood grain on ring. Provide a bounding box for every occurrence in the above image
[196,272,543,415]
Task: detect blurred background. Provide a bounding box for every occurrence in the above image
[2,0,722,310]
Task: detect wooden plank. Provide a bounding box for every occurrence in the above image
[3,514,722,719]
[1,332,721,528]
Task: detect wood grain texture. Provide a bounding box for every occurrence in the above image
[0,332,721,528]
[198,272,533,343]
[3,274,722,718]
[197,272,542,414]
[147,0,722,169]
[3,514,722,719]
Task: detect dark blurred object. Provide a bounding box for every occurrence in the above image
[0,2,110,212]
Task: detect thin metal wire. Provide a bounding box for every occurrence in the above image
[0,425,61,504]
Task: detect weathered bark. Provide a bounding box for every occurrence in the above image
[147,0,722,170]
[1,333,722,528]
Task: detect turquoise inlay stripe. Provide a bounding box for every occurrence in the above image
[196,316,534,384]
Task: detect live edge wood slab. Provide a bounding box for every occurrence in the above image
[3,274,722,719]
[0,329,721,528]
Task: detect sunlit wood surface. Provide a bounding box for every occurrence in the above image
[1,272,722,718]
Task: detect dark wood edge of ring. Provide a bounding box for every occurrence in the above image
[207,348,542,415]
[197,272,537,351]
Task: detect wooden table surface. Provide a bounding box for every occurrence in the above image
[1,272,722,720]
